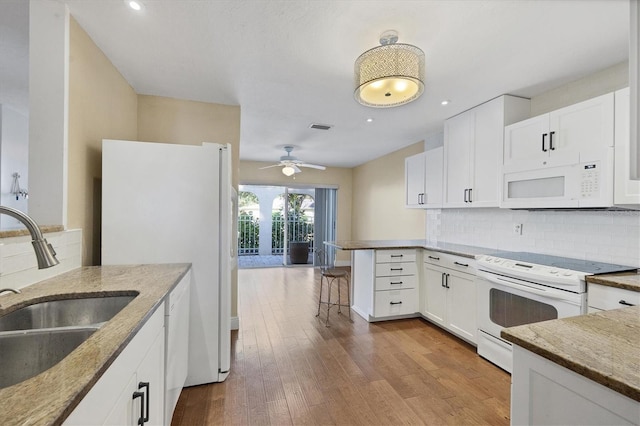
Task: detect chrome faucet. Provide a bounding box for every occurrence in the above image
[0,288,21,295]
[0,206,59,269]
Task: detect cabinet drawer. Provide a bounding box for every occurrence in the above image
[374,288,419,317]
[375,262,417,277]
[588,283,640,310]
[376,249,417,263]
[423,250,476,274]
[375,275,417,291]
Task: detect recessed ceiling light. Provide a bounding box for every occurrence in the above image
[126,0,144,11]
[366,118,374,122]
[441,100,450,106]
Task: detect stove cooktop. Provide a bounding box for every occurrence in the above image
[490,251,637,275]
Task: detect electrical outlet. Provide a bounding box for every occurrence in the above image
[513,223,523,235]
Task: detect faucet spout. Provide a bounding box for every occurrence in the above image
[0,288,21,295]
[0,206,59,269]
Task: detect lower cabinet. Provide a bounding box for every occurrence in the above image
[511,345,639,425]
[587,282,640,313]
[65,303,165,426]
[423,263,477,344]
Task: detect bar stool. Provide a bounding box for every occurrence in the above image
[315,248,351,326]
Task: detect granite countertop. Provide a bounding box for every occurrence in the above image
[501,306,640,402]
[586,271,640,292]
[0,263,191,426]
[0,225,64,239]
[325,239,498,259]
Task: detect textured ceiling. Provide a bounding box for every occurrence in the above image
[1,1,631,168]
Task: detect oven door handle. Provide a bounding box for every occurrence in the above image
[477,270,577,302]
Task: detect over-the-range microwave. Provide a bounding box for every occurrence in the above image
[500,149,615,209]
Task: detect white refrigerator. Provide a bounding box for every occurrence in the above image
[101,139,232,387]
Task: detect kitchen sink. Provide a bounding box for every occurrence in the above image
[0,295,136,332]
[0,327,97,388]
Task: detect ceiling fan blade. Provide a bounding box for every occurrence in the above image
[258,164,281,170]
[292,165,302,173]
[298,163,326,170]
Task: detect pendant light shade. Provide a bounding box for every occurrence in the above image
[354,30,425,108]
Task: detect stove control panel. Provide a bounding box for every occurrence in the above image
[478,255,585,290]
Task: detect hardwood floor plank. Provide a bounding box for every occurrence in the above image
[171,266,512,425]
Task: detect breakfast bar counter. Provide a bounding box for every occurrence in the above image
[326,239,497,259]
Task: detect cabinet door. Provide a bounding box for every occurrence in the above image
[423,265,447,326]
[614,87,640,205]
[503,114,550,173]
[137,328,165,426]
[446,271,477,344]
[443,111,473,207]
[103,373,138,426]
[405,152,426,208]
[548,92,614,166]
[424,147,443,208]
[471,98,503,206]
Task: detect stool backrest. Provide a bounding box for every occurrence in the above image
[315,248,334,269]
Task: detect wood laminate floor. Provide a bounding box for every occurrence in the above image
[172,267,511,425]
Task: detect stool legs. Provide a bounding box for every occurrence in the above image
[316,273,351,327]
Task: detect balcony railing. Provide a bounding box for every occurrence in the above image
[238,212,314,256]
[238,213,259,255]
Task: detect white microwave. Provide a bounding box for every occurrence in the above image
[500,150,614,209]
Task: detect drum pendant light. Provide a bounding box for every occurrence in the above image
[354,30,425,108]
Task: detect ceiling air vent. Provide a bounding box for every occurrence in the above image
[309,123,332,130]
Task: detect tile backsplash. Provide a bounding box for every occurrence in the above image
[0,229,82,289]
[427,208,640,267]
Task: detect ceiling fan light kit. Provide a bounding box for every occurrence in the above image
[259,146,326,177]
[354,30,425,108]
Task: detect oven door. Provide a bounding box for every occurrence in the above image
[476,270,585,341]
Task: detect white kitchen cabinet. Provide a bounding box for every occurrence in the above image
[511,345,639,425]
[614,87,640,206]
[504,92,614,174]
[422,253,477,344]
[588,282,640,313]
[405,152,426,208]
[65,303,166,426]
[351,249,420,322]
[404,147,443,208]
[444,95,530,208]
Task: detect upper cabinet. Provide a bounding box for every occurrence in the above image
[405,147,443,208]
[443,95,530,208]
[503,93,614,174]
[614,87,640,206]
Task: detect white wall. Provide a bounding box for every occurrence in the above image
[0,229,82,290]
[0,105,29,229]
[427,208,640,267]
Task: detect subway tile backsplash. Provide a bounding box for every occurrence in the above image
[426,208,640,267]
[0,229,82,289]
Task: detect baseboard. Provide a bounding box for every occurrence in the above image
[334,260,351,267]
[230,316,239,330]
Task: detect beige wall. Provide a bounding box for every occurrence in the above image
[531,61,628,115]
[352,142,425,240]
[68,17,138,266]
[239,161,353,263]
[137,95,241,188]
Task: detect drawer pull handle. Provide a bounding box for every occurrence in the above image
[619,300,636,307]
[389,301,403,305]
[390,268,403,271]
[390,281,403,285]
[133,391,145,426]
[428,256,440,260]
[390,254,404,258]
[441,273,446,288]
[454,261,469,267]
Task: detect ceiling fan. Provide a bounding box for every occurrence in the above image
[259,146,326,176]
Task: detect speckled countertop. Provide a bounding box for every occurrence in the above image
[0,225,64,239]
[325,239,498,259]
[587,271,640,292]
[501,306,640,402]
[0,263,191,426]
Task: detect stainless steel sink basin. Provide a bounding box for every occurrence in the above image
[0,328,96,388]
[0,295,136,332]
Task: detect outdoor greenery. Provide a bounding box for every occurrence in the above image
[238,191,314,255]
